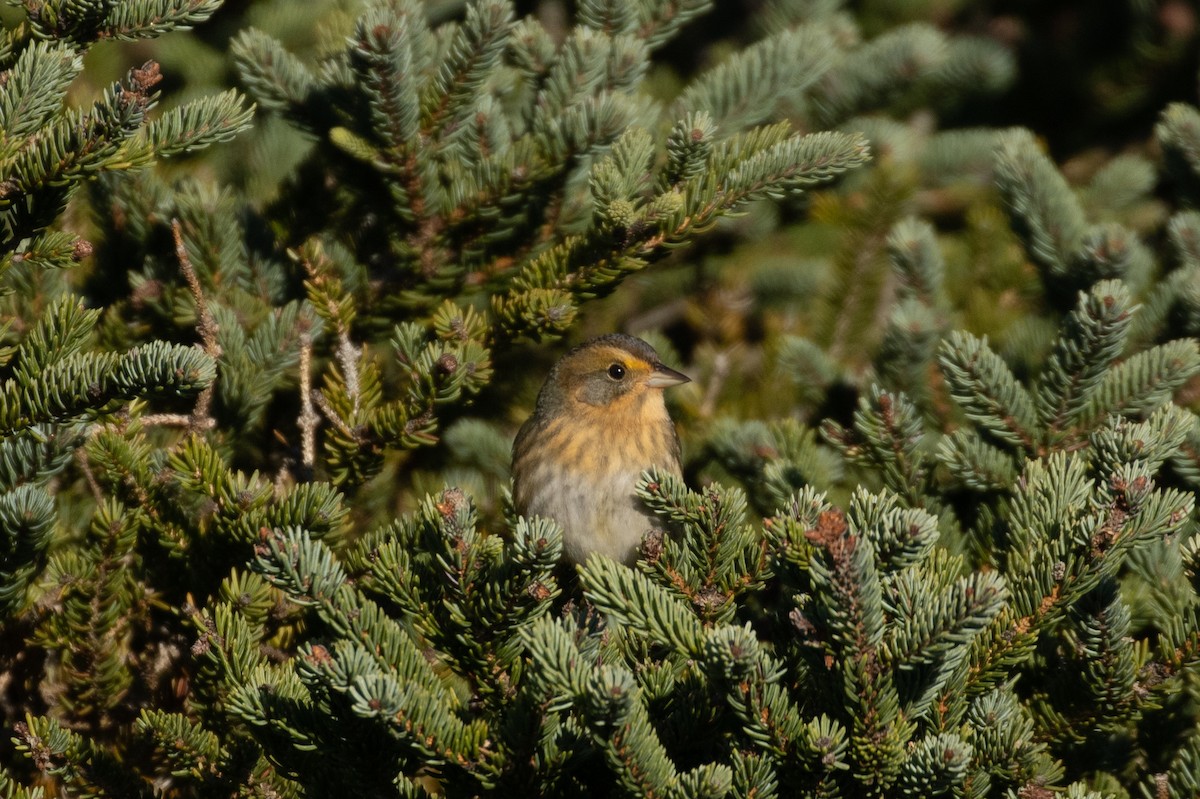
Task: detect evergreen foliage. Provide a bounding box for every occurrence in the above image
[2,0,1200,797]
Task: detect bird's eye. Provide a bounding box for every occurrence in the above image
[607,363,626,380]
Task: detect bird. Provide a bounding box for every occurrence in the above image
[511,334,690,564]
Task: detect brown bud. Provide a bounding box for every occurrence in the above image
[436,487,467,520]
[526,582,552,602]
[72,239,94,261]
[130,61,163,93]
[306,644,334,666]
[640,528,664,563]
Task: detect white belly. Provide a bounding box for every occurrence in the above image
[522,466,656,564]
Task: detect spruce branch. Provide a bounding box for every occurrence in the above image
[242,527,501,786]
[674,24,836,133]
[166,435,347,547]
[1082,154,1157,220]
[1090,404,1194,480]
[847,488,939,572]
[939,331,1040,453]
[350,5,423,191]
[101,344,212,410]
[1064,580,1136,731]
[0,41,82,159]
[811,162,912,366]
[1169,209,1200,267]
[994,129,1086,290]
[579,0,638,36]
[7,295,99,380]
[1077,338,1200,428]
[661,112,716,190]
[823,388,929,507]
[506,16,556,81]
[1130,213,1200,344]
[0,484,55,617]
[32,498,142,728]
[917,127,1008,186]
[876,298,943,411]
[1035,279,1134,443]
[254,526,452,698]
[965,687,1054,786]
[354,488,560,696]
[0,767,43,799]
[1145,733,1200,799]
[420,0,514,138]
[0,423,82,492]
[886,564,1007,720]
[519,614,593,704]
[937,428,1018,493]
[953,447,1192,716]
[1,52,249,250]
[704,418,842,515]
[530,28,648,134]
[580,555,707,657]
[1069,222,1153,292]
[14,715,150,799]
[2,61,160,244]
[229,28,320,124]
[1158,103,1200,203]
[636,473,770,623]
[928,33,1014,102]
[579,666,681,798]
[895,732,973,796]
[2,229,92,276]
[0,300,214,435]
[886,217,945,306]
[1169,413,1200,491]
[133,710,222,783]
[494,129,868,339]
[704,625,807,764]
[133,88,254,158]
[719,130,872,202]
[802,507,909,788]
[99,0,223,40]
[84,423,191,558]
[809,23,949,128]
[635,0,714,49]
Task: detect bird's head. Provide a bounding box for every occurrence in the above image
[537,334,690,417]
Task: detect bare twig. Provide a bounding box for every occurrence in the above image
[75,448,104,504]
[173,219,221,432]
[699,349,732,419]
[336,335,361,414]
[173,220,221,358]
[298,331,319,469]
[140,412,213,430]
[298,250,361,413]
[312,389,357,440]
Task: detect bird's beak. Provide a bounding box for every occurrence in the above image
[646,363,691,388]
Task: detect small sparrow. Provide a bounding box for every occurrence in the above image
[511,334,690,564]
